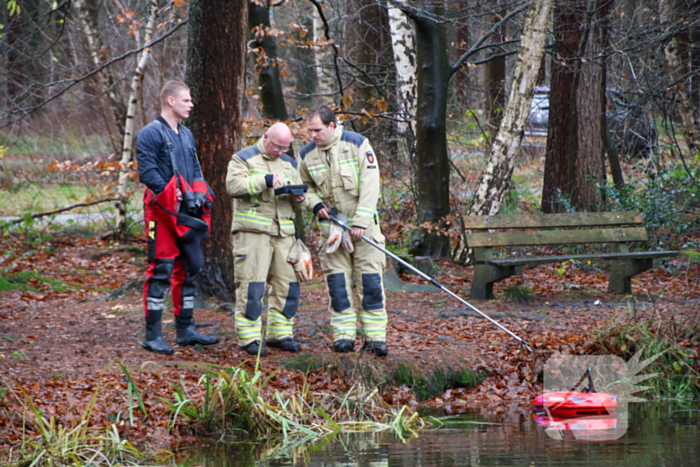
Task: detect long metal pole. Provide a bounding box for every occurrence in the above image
[330,215,533,352]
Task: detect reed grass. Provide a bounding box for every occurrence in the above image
[163,364,428,443]
[3,383,170,467]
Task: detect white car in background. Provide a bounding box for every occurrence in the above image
[522,86,550,148]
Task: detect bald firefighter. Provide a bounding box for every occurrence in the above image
[226,123,309,355]
[299,106,388,357]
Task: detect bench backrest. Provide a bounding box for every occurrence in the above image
[463,211,647,248]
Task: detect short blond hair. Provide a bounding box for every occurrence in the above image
[160,80,189,105]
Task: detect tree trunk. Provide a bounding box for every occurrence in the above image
[249,1,288,121]
[404,4,451,258]
[388,3,417,147]
[660,0,700,154]
[312,4,335,105]
[571,0,606,212]
[484,1,507,131]
[290,13,316,111]
[186,0,247,301]
[542,0,579,213]
[467,0,553,216]
[542,0,606,213]
[116,0,159,237]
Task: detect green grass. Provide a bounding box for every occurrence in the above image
[593,320,700,401]
[163,365,428,442]
[392,363,486,401]
[0,271,72,292]
[0,133,111,159]
[0,181,141,218]
[503,284,535,302]
[3,386,166,467]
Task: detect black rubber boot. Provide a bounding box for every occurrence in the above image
[241,340,267,356]
[333,339,355,353]
[142,312,174,355]
[362,341,388,357]
[266,337,300,353]
[175,316,219,346]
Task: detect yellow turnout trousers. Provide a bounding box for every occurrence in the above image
[318,221,387,343]
[232,231,298,347]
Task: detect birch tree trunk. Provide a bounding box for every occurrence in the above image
[660,0,700,154]
[388,3,417,140]
[313,3,335,105]
[115,0,158,237]
[467,0,553,216]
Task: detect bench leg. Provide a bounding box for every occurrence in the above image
[470,264,519,300]
[609,258,655,294]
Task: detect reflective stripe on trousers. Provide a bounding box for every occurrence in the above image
[320,227,387,343]
[232,231,299,347]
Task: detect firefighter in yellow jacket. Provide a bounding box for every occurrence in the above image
[299,105,388,357]
[226,123,309,355]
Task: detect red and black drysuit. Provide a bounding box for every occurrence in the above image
[135,117,215,353]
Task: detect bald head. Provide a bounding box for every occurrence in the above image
[263,122,294,158]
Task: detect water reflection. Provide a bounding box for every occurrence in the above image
[179,403,699,466]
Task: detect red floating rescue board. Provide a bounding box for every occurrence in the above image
[533,391,617,418]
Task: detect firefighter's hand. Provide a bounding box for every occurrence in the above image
[316,206,330,219]
[271,174,283,187]
[293,193,306,203]
[351,227,365,239]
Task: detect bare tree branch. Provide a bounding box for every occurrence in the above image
[1,20,188,128]
[308,0,345,98]
[2,198,122,228]
[451,4,528,77]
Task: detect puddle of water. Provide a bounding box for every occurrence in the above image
[178,403,699,466]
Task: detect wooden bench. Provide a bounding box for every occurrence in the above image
[463,211,678,300]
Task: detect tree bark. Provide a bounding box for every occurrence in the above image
[185,0,247,301]
[405,3,452,258]
[116,0,159,237]
[660,0,700,154]
[312,3,335,105]
[571,0,606,212]
[468,0,553,216]
[388,3,417,143]
[484,1,507,131]
[542,0,606,213]
[249,0,288,121]
[542,0,578,213]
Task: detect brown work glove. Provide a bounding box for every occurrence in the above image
[287,238,314,282]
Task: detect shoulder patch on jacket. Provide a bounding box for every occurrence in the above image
[280,154,298,168]
[299,142,317,160]
[236,145,261,162]
[340,131,367,148]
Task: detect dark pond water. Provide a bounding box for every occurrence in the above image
[179,403,699,466]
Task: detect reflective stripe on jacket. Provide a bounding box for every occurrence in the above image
[299,126,380,229]
[226,138,307,236]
